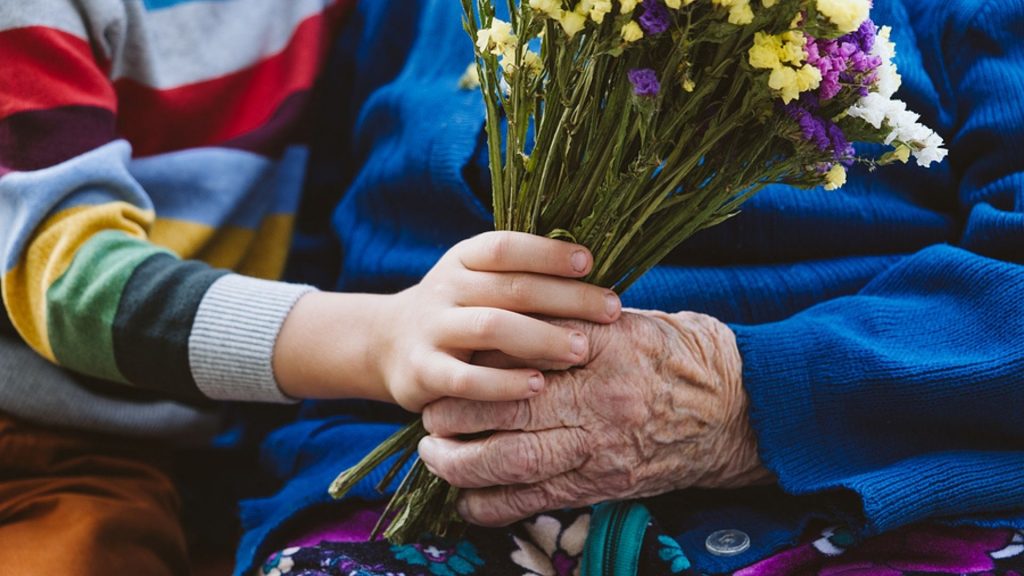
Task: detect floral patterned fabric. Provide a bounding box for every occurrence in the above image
[258,506,1024,576]
[730,525,1024,576]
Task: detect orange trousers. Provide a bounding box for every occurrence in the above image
[0,413,189,575]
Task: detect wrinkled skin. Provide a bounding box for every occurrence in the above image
[419,310,772,527]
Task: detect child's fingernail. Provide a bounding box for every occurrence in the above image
[571,250,588,273]
[528,374,544,392]
[606,293,621,317]
[570,333,586,356]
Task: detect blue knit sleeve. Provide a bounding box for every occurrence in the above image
[731,0,1024,536]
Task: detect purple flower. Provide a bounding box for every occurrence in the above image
[827,123,856,165]
[850,18,878,53]
[786,105,830,151]
[806,20,883,101]
[628,68,660,97]
[785,100,855,165]
[638,0,671,35]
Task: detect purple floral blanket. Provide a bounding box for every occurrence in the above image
[259,506,1024,576]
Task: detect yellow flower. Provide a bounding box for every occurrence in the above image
[559,9,588,37]
[621,20,644,42]
[502,48,543,79]
[664,0,682,8]
[712,0,753,26]
[824,164,847,190]
[682,78,696,92]
[580,0,613,23]
[749,31,819,103]
[779,31,806,65]
[748,32,782,69]
[476,19,515,55]
[762,0,778,6]
[816,0,870,34]
[795,63,822,92]
[768,66,800,104]
[529,0,563,18]
[728,1,753,24]
[523,50,544,77]
[620,0,639,13]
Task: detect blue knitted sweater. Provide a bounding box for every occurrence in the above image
[237,0,1024,573]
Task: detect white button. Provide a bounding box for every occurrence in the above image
[706,529,751,557]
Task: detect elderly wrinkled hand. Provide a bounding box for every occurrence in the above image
[418,310,772,527]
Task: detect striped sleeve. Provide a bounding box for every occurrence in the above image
[0,3,318,403]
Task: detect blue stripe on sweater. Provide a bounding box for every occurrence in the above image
[0,141,153,272]
[142,0,232,11]
[129,146,308,229]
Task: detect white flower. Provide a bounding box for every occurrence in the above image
[872,27,902,98]
[510,514,590,576]
[262,547,300,576]
[847,92,888,129]
[846,93,947,168]
[914,132,948,167]
[458,62,481,89]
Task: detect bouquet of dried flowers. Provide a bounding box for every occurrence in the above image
[329,0,946,544]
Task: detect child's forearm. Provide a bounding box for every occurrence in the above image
[273,291,392,402]
[271,232,622,412]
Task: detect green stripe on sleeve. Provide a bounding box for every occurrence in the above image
[46,230,172,383]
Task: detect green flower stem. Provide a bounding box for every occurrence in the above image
[327,419,426,500]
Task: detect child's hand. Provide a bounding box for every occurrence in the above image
[273,232,621,411]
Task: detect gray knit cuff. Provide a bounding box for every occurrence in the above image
[188,274,316,403]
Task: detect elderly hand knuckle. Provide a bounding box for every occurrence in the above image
[513,437,543,481]
[537,481,573,508]
[606,470,635,494]
[509,400,533,430]
[568,428,590,458]
[422,404,447,435]
[507,488,545,518]
[474,499,506,526]
[421,408,438,433]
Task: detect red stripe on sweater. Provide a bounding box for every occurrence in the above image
[115,4,350,157]
[0,27,116,122]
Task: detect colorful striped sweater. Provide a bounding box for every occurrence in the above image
[0,0,352,404]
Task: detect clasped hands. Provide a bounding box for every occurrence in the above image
[276,231,767,526]
[411,239,770,527]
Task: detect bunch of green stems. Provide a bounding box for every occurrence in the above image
[330,0,829,544]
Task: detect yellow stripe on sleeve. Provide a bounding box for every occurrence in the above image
[150,214,295,281]
[1,202,154,361]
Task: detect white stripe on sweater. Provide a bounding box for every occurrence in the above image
[1,0,336,89]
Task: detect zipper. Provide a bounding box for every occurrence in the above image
[582,501,652,576]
